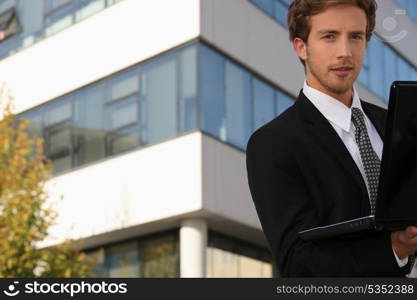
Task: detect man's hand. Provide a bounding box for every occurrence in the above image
[391,226,417,259]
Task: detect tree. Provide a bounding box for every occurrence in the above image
[0,85,92,277]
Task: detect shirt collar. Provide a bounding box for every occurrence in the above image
[303,80,364,133]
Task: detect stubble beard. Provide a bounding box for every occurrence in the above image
[306,53,358,96]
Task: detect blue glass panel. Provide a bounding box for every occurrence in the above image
[108,125,140,155]
[363,45,371,69]
[199,45,226,139]
[17,0,44,36]
[358,68,369,87]
[108,69,139,101]
[179,45,197,133]
[44,3,74,36]
[74,83,105,166]
[22,108,43,138]
[75,0,105,21]
[142,55,178,144]
[106,242,139,278]
[225,61,252,149]
[368,38,385,99]
[44,95,72,126]
[411,68,417,81]
[276,91,294,115]
[74,83,104,129]
[106,95,138,131]
[253,78,274,130]
[251,0,273,15]
[273,0,288,27]
[384,46,397,101]
[410,0,417,22]
[397,56,411,80]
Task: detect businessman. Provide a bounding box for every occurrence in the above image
[246,0,417,277]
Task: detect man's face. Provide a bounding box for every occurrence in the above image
[295,5,367,98]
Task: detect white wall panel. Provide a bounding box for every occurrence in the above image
[0,0,200,114]
[42,132,203,246]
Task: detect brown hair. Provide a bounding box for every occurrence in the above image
[287,0,377,43]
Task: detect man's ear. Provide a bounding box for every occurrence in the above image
[293,37,307,62]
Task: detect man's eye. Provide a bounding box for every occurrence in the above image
[352,34,363,40]
[323,35,335,39]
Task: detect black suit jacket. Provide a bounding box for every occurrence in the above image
[246,90,411,277]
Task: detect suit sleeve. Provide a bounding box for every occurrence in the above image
[246,127,410,277]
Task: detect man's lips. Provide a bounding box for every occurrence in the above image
[330,66,354,76]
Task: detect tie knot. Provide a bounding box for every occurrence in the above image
[351,107,366,131]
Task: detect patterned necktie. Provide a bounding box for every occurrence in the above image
[351,107,381,215]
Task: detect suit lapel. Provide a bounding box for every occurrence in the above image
[295,91,369,197]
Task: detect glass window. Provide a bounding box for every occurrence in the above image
[411,1,417,22]
[74,83,105,166]
[396,0,417,23]
[253,78,274,130]
[225,61,252,149]
[358,68,369,87]
[384,47,397,101]
[45,0,72,13]
[45,123,72,173]
[139,235,179,277]
[251,0,273,15]
[199,44,226,140]
[206,233,274,278]
[87,232,178,278]
[51,155,72,174]
[179,45,197,133]
[106,95,138,131]
[0,0,117,60]
[86,248,107,277]
[23,108,43,138]
[142,55,178,144]
[273,0,288,27]
[397,56,411,80]
[106,242,139,278]
[75,0,105,21]
[44,96,72,126]
[276,90,294,115]
[107,125,140,155]
[411,69,417,81]
[43,96,73,173]
[358,46,370,87]
[44,2,74,36]
[368,38,385,99]
[108,69,139,102]
[49,125,71,154]
[18,1,44,37]
[0,7,21,42]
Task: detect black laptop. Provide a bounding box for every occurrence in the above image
[299,81,417,241]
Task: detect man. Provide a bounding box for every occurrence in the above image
[246,0,417,277]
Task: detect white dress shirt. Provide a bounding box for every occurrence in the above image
[303,80,416,277]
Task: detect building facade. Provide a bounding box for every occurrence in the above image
[0,0,416,277]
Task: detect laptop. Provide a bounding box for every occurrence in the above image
[299,81,417,241]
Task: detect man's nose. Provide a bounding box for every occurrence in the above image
[336,38,353,58]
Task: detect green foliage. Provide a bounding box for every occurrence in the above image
[0,87,92,277]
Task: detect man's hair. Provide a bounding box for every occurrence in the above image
[287,0,377,43]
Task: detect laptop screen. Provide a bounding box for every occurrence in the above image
[376,81,417,222]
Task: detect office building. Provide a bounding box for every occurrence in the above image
[0,0,415,277]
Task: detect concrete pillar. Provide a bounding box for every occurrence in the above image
[180,218,207,277]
